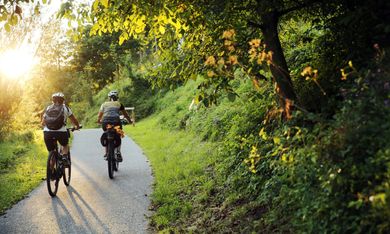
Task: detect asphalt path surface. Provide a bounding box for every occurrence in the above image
[0,129,153,234]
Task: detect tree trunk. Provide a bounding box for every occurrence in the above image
[261,11,296,118]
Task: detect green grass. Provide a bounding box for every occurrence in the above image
[124,116,219,231]
[0,131,47,214]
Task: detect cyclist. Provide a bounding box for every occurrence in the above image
[97,90,132,162]
[42,92,80,165]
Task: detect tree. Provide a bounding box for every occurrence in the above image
[76,0,336,116]
[64,0,390,117]
[71,27,142,90]
[0,0,46,32]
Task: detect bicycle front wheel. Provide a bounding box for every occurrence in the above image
[46,151,59,197]
[63,153,71,186]
[107,142,115,179]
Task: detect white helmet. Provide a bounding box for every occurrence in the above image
[52,92,65,99]
[108,90,118,98]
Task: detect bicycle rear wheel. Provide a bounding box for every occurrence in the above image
[107,143,115,179]
[63,153,71,186]
[46,151,59,197]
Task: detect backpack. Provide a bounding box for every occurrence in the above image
[44,104,65,130]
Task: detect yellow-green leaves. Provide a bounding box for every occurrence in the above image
[119,32,128,45]
[92,0,99,11]
[159,25,166,35]
[259,127,268,140]
[4,23,11,32]
[244,145,261,173]
[369,193,386,206]
[89,2,189,46]
[273,137,281,145]
[101,0,109,8]
[92,0,109,11]
[134,15,146,34]
[0,2,30,32]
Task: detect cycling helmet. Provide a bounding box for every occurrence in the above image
[52,92,65,98]
[108,90,118,99]
[52,92,65,103]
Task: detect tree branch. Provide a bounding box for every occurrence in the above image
[278,0,322,17]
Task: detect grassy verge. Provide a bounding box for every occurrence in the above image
[124,117,219,232]
[0,130,47,214]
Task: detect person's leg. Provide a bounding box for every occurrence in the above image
[115,122,123,162]
[102,122,108,157]
[43,131,56,152]
[57,132,69,153]
[57,132,70,165]
[44,132,60,169]
[62,145,69,155]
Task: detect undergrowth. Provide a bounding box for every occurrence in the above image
[126,51,390,232]
[0,130,46,214]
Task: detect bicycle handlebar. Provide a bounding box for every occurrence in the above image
[68,125,83,132]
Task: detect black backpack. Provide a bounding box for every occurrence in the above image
[44,104,66,130]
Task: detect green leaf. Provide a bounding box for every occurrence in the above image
[4,23,10,32]
[159,25,166,34]
[100,0,109,8]
[119,32,128,45]
[9,14,18,25]
[227,92,236,102]
[92,0,99,11]
[259,128,267,140]
[34,5,40,15]
[273,137,281,145]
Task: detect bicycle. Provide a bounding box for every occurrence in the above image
[103,124,122,179]
[46,126,82,197]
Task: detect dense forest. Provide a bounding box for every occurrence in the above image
[1,0,389,232]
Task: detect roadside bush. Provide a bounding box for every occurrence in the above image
[146,46,390,232]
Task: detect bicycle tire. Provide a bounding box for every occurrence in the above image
[63,152,71,186]
[114,160,119,171]
[47,151,59,197]
[114,149,119,172]
[108,142,115,179]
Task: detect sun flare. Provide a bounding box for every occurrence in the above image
[0,48,37,80]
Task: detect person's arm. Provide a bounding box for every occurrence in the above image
[97,103,105,124]
[69,115,80,129]
[97,111,103,124]
[119,103,132,123]
[121,110,132,123]
[40,108,46,127]
[41,117,45,127]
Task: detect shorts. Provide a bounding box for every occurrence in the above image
[43,131,69,151]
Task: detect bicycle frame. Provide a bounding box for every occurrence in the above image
[105,125,120,179]
[46,126,81,197]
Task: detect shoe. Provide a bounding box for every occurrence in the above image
[62,154,70,167]
[116,153,123,162]
[104,153,108,161]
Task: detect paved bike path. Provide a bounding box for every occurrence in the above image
[0,129,153,234]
